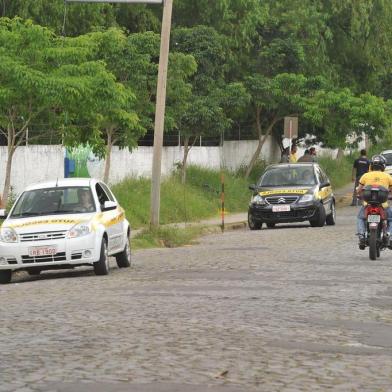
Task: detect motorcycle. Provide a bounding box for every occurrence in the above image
[359,185,389,260]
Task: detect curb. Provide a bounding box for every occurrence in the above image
[131,219,248,239]
[204,221,248,234]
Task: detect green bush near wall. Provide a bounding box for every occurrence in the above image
[111,166,255,229]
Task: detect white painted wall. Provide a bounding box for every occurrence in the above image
[0,146,65,195]
[1,136,344,195]
[86,136,278,183]
[222,139,281,171]
[87,145,223,183]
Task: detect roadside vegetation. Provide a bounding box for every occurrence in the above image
[132,225,210,250]
[317,156,353,190]
[112,165,255,229]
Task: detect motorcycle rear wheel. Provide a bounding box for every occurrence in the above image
[369,229,378,260]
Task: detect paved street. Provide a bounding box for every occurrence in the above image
[2,206,392,391]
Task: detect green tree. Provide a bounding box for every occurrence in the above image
[304,89,392,148]
[0,18,135,202]
[172,25,249,183]
[63,28,196,183]
[320,0,392,94]
[0,0,117,36]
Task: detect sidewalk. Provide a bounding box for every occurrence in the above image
[131,183,356,239]
[130,212,247,238]
[334,182,356,207]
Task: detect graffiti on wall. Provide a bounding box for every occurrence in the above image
[65,145,103,179]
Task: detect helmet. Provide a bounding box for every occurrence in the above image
[371,155,386,171]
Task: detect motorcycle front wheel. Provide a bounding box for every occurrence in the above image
[369,229,378,260]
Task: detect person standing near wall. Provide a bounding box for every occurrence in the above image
[289,145,298,163]
[298,149,313,162]
[351,149,370,206]
[280,147,290,163]
[309,147,317,162]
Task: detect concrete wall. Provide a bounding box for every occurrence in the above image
[0,146,65,195]
[86,137,279,183]
[0,136,297,194]
[222,139,281,171]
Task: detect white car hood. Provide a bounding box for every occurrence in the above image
[4,213,95,234]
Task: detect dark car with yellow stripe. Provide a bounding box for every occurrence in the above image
[248,163,336,229]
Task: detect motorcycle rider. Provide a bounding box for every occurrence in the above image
[356,155,392,249]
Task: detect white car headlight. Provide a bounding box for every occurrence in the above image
[0,227,18,243]
[299,194,314,203]
[251,195,266,205]
[66,222,92,239]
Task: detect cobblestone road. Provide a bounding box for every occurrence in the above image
[1,206,392,391]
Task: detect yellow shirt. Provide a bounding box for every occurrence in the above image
[359,171,392,207]
[289,153,297,163]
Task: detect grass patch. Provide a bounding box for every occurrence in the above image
[112,166,252,229]
[317,155,353,189]
[132,225,210,250]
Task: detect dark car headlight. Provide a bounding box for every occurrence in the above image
[298,194,314,203]
[251,195,267,205]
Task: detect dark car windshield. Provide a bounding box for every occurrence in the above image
[258,166,317,187]
[10,186,96,218]
[382,153,392,166]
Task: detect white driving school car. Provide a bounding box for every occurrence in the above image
[0,178,131,284]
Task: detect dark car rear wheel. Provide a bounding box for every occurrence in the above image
[309,204,326,227]
[248,211,262,230]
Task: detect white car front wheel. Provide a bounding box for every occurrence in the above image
[94,239,110,276]
[115,239,131,268]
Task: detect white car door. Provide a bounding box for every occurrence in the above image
[95,183,124,254]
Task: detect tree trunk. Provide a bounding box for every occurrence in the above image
[103,129,113,184]
[1,114,30,206]
[181,136,190,184]
[245,111,278,179]
[336,147,344,160]
[2,146,15,206]
[181,136,198,184]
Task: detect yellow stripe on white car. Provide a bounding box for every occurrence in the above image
[8,218,82,229]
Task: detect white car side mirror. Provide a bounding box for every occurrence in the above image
[0,209,8,219]
[102,201,117,212]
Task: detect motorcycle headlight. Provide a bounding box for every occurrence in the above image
[66,222,92,239]
[299,194,314,203]
[251,195,266,205]
[0,227,18,243]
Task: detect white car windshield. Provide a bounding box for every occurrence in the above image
[259,166,317,187]
[10,186,96,218]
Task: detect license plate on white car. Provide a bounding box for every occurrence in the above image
[28,246,57,257]
[367,215,381,223]
[272,205,291,212]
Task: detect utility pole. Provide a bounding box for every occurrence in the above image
[66,0,172,229]
[150,0,173,228]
